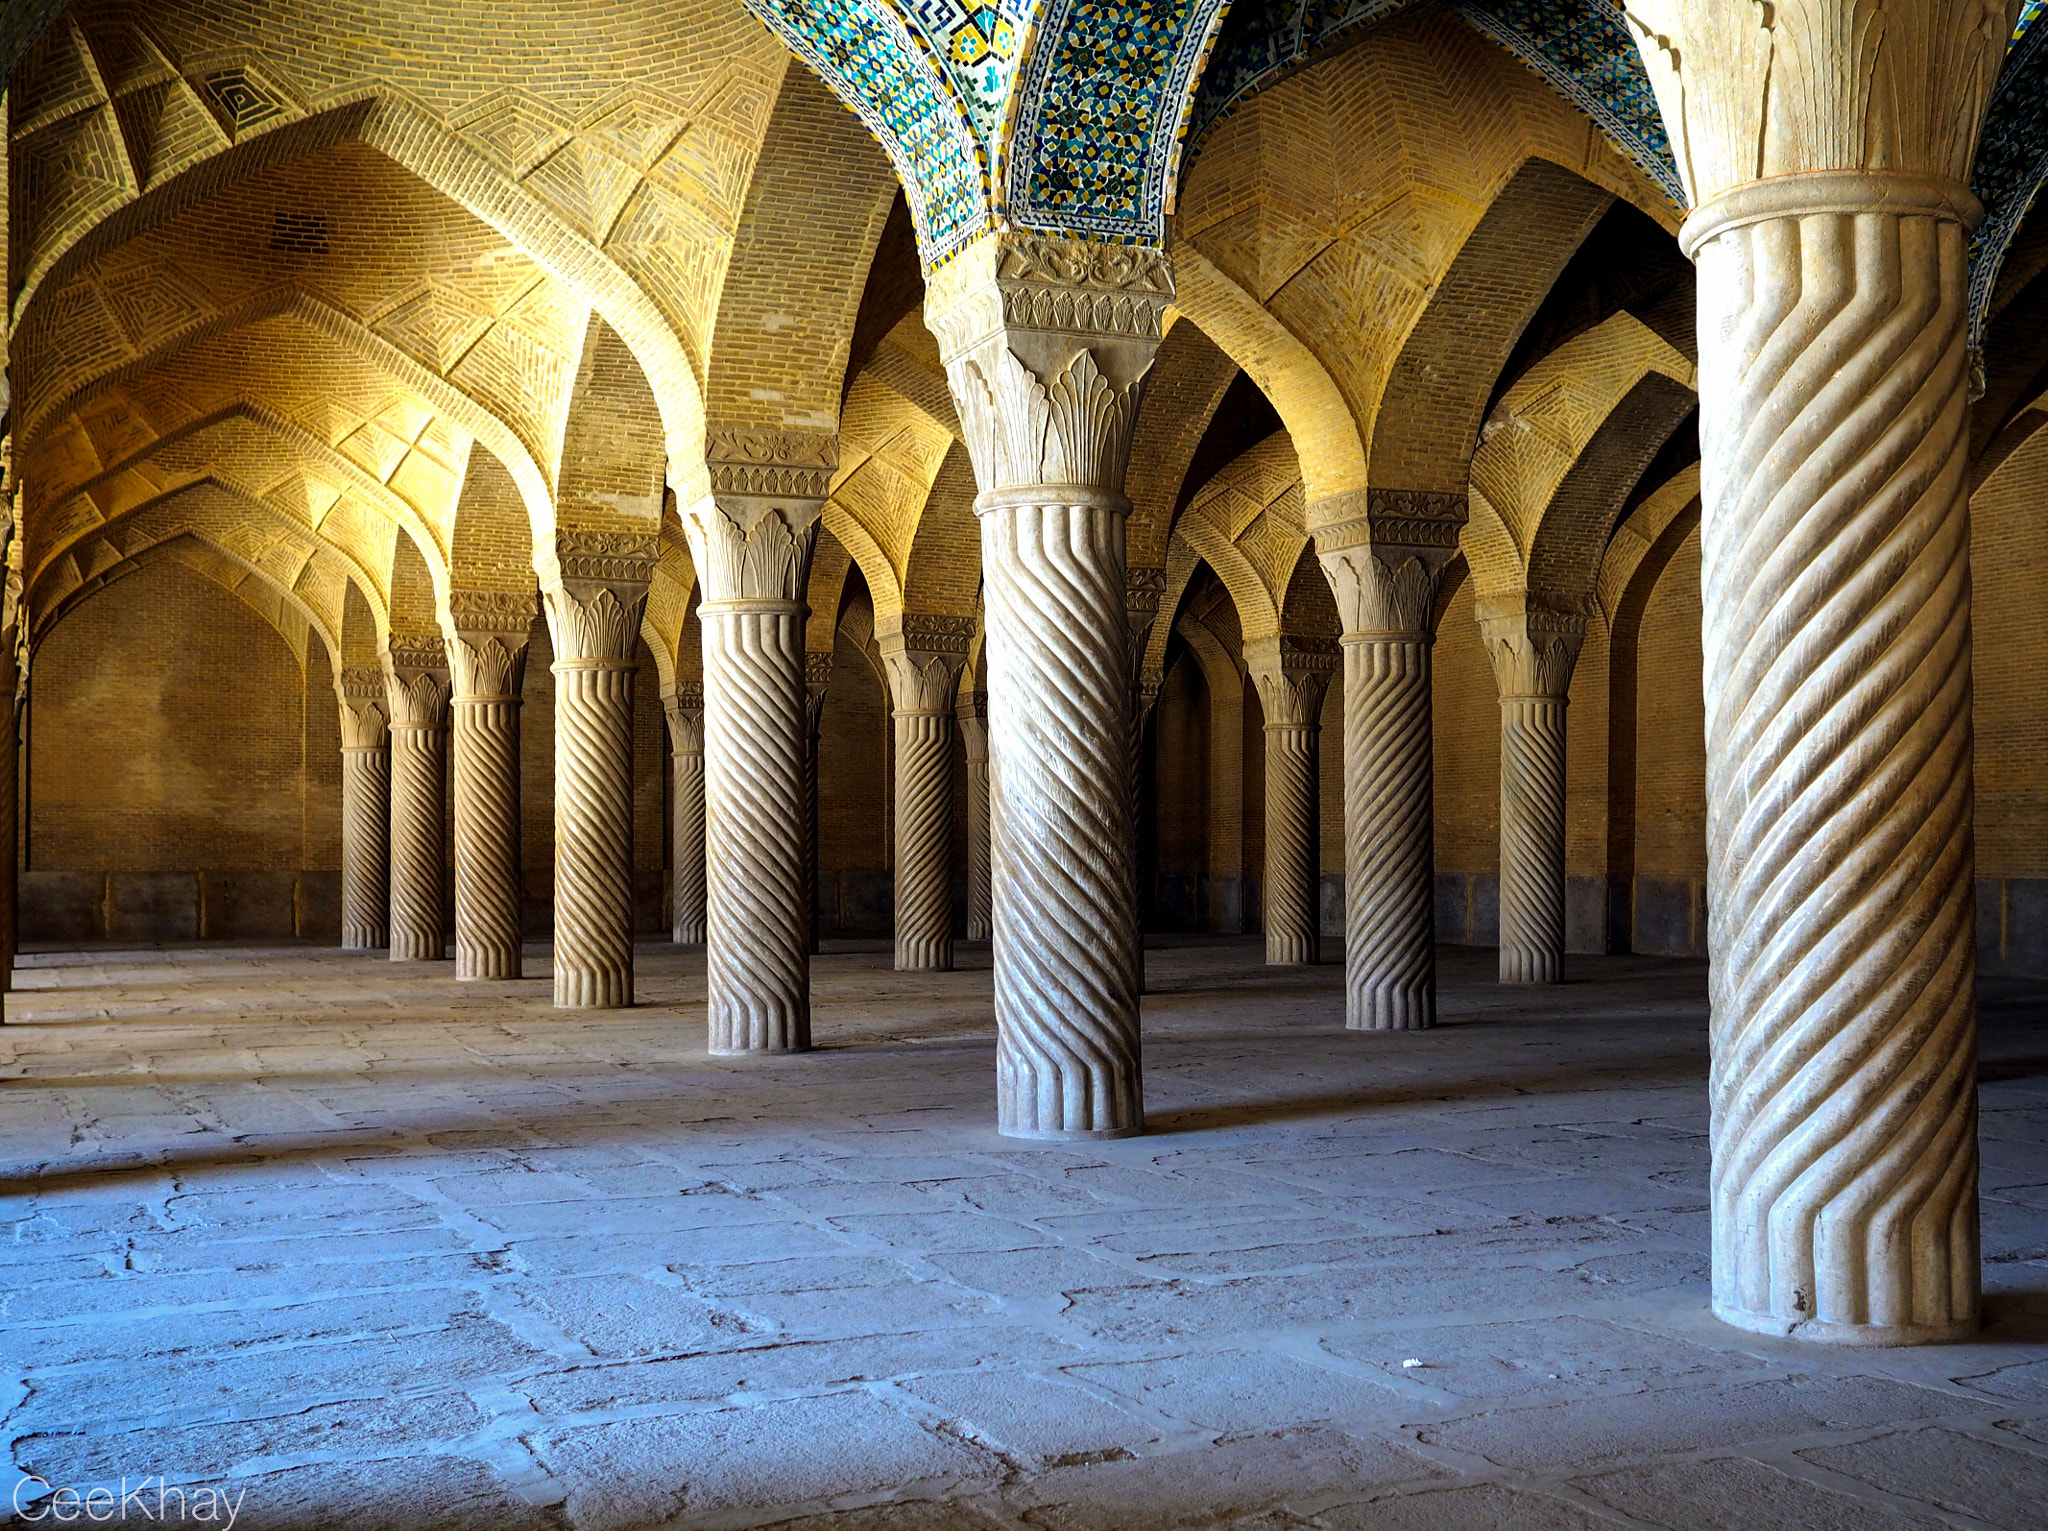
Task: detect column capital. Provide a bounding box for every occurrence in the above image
[443,594,534,703]
[1315,506,1464,639]
[1245,636,1339,727]
[1477,596,1586,701]
[383,636,450,727]
[927,232,1170,501]
[337,665,390,749]
[661,682,705,752]
[1621,0,2012,208]
[878,613,974,715]
[1133,667,1164,724]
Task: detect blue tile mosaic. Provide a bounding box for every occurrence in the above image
[1971,10,2048,340]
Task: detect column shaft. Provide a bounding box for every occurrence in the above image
[701,602,810,1050]
[982,498,1140,1138]
[1498,695,1568,984]
[451,693,523,979]
[1694,182,1980,1343]
[1342,636,1435,1029]
[667,693,706,944]
[385,656,450,964]
[805,654,831,955]
[340,742,390,950]
[1262,722,1321,964]
[551,656,636,1007]
[0,660,16,997]
[893,711,955,970]
[961,700,992,942]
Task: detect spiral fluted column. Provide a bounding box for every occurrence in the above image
[883,622,970,972]
[683,446,830,1055]
[447,605,531,981]
[1621,0,2003,1343]
[805,653,831,954]
[1483,610,1582,988]
[1318,531,1463,1029]
[384,645,450,963]
[337,670,391,951]
[928,231,1166,1139]
[1249,642,1335,967]
[0,630,18,997]
[960,693,992,942]
[664,685,706,944]
[544,540,652,1010]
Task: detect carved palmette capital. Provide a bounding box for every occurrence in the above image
[959,689,990,760]
[338,689,389,750]
[1316,529,1461,640]
[927,232,1166,500]
[804,650,835,692]
[383,665,451,728]
[879,618,972,716]
[1620,0,2011,207]
[446,631,530,701]
[1133,667,1164,723]
[1245,636,1340,727]
[679,496,821,606]
[1479,598,1586,700]
[661,683,705,753]
[544,583,648,666]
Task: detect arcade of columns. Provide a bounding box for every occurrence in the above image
[0,0,2023,1355]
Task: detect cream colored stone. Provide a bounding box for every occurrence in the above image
[383,639,451,965]
[880,616,972,972]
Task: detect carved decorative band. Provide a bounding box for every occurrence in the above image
[447,590,538,631]
[700,597,807,619]
[975,486,1131,516]
[704,427,838,470]
[708,463,833,499]
[899,613,977,647]
[1681,170,1982,258]
[553,657,637,673]
[388,638,447,670]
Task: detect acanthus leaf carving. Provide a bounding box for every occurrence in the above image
[1317,544,1455,638]
[448,633,530,701]
[1480,605,1587,699]
[385,666,451,728]
[545,583,646,665]
[680,498,821,606]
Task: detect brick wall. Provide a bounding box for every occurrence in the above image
[817,626,892,936]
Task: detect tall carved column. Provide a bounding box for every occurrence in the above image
[927,232,1167,1139]
[959,690,992,942]
[383,640,450,963]
[805,652,832,953]
[1,512,17,996]
[1481,602,1583,987]
[1247,638,1336,966]
[337,667,391,951]
[1623,0,2006,1344]
[664,683,706,944]
[445,594,532,980]
[1126,571,1164,989]
[543,533,653,1009]
[881,617,971,971]
[1317,509,1463,1029]
[681,434,830,1053]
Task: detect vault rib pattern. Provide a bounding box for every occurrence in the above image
[1700,205,1979,1342]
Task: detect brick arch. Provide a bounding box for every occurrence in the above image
[14,94,707,461]
[1124,318,1245,571]
[820,502,904,625]
[1174,518,1282,643]
[552,312,667,553]
[20,289,556,544]
[642,511,702,689]
[1368,156,1615,498]
[702,63,902,436]
[1144,532,1206,679]
[387,528,441,643]
[899,441,981,620]
[22,400,453,604]
[448,446,544,597]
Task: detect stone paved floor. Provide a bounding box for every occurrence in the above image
[4,937,2048,1530]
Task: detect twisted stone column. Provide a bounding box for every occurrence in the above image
[1318,520,1463,1029]
[337,668,391,951]
[1482,605,1582,987]
[1248,639,1336,966]
[882,619,971,971]
[0,626,17,997]
[929,231,1167,1139]
[383,642,450,963]
[1127,571,1163,990]
[1624,0,2003,1345]
[543,535,653,1010]
[805,652,831,953]
[446,599,532,980]
[664,684,706,944]
[682,439,830,1054]
[959,691,992,942]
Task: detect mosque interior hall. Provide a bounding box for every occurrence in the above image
[9,0,2048,1527]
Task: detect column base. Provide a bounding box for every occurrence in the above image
[390,947,448,963]
[554,977,631,1009]
[1265,942,1318,966]
[895,940,954,972]
[673,925,705,945]
[1349,990,1435,1031]
[710,1042,812,1058]
[1712,1301,1980,1347]
[999,1122,1144,1142]
[457,955,521,981]
[341,936,387,953]
[1499,950,1559,984]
